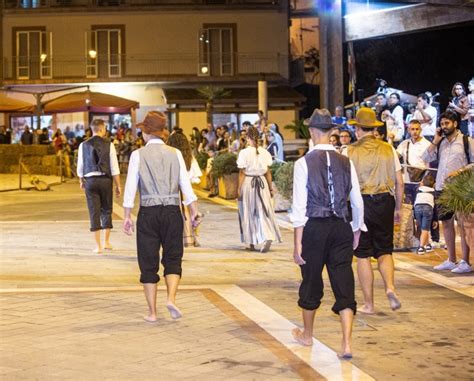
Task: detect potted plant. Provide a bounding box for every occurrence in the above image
[284,120,310,157]
[437,166,474,250]
[273,162,294,211]
[195,151,210,190]
[212,152,239,199]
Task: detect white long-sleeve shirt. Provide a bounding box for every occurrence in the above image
[289,144,367,232]
[123,138,197,208]
[76,140,120,178]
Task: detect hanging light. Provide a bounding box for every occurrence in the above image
[40,53,47,63]
[88,50,97,59]
[201,66,209,74]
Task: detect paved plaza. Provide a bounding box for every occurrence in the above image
[0,180,473,380]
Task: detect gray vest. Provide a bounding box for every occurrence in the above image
[305,150,352,220]
[138,143,181,207]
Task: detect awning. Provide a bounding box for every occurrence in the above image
[42,90,139,114]
[0,92,34,113]
[164,86,305,107]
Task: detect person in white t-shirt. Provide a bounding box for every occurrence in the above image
[414,175,435,255]
[382,93,405,145]
[413,93,437,140]
[396,120,432,204]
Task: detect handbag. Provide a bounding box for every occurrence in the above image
[405,142,426,183]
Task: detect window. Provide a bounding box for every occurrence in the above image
[85,27,123,79]
[15,30,52,80]
[198,25,235,76]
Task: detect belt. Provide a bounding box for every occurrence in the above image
[362,192,391,199]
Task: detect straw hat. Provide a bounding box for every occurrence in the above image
[347,107,383,128]
[137,111,167,136]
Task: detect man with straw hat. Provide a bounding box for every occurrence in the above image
[346,107,404,314]
[122,111,199,323]
[290,108,366,359]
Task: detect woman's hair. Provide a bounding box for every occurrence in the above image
[167,130,193,170]
[247,126,260,155]
[451,82,466,97]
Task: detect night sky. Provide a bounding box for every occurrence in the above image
[346,22,474,109]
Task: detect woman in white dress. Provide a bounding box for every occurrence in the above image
[237,126,282,252]
[167,129,202,247]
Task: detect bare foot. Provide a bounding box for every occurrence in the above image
[166,302,182,320]
[143,314,158,323]
[338,341,352,360]
[358,305,375,314]
[386,291,401,311]
[104,243,113,250]
[291,328,313,346]
[93,246,103,254]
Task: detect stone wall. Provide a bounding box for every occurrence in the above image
[0,145,60,175]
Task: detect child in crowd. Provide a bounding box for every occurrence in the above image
[414,175,436,254]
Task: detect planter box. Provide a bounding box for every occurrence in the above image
[218,173,239,200]
[199,169,209,190]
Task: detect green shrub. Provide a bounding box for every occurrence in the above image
[212,152,238,178]
[438,167,474,217]
[274,162,294,201]
[284,119,310,139]
[270,162,283,179]
[195,151,210,170]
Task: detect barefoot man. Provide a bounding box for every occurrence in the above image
[122,111,199,322]
[77,119,121,253]
[290,109,365,358]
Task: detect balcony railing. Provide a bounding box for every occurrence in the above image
[2,53,288,81]
[2,0,280,9]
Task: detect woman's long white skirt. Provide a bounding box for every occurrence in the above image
[239,175,282,245]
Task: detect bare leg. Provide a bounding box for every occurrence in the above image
[443,217,457,263]
[339,308,354,358]
[292,308,315,346]
[143,283,158,322]
[93,230,102,253]
[356,258,375,314]
[104,228,112,249]
[165,274,182,319]
[457,219,471,263]
[419,230,429,248]
[378,254,401,310]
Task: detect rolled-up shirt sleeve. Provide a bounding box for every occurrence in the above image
[421,143,437,163]
[289,157,308,228]
[349,161,367,232]
[76,143,84,177]
[177,150,198,206]
[123,150,140,209]
[109,143,120,176]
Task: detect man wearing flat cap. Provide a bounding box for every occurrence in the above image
[122,111,199,322]
[290,108,366,359]
[346,107,404,314]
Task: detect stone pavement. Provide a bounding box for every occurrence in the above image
[0,181,473,380]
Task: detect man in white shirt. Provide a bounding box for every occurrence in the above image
[413,93,437,140]
[122,111,199,322]
[396,120,432,204]
[77,119,121,253]
[290,109,365,359]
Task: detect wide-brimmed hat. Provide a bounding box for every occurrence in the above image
[347,107,383,128]
[304,108,336,129]
[137,111,167,136]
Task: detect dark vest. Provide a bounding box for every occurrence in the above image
[305,149,352,220]
[82,136,111,177]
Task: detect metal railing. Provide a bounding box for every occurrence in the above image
[2,0,279,9]
[3,53,288,80]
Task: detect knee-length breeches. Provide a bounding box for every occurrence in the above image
[136,205,184,284]
[84,176,113,232]
[298,217,356,315]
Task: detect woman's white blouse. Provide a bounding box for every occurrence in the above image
[237,147,272,176]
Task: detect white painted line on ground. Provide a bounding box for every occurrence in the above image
[394,259,474,298]
[214,284,375,381]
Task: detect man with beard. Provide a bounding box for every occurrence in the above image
[422,110,473,274]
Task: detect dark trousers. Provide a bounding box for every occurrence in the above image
[137,205,184,284]
[84,176,113,232]
[298,217,356,315]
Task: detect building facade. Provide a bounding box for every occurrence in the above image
[1,0,304,136]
